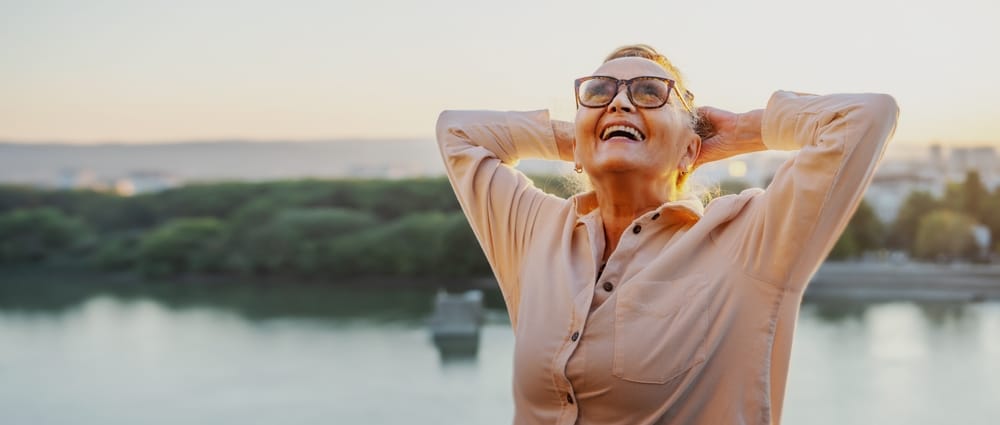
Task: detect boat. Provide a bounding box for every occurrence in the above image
[428,289,483,359]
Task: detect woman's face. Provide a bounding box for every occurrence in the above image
[574,57,699,183]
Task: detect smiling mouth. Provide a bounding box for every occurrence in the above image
[600,125,645,142]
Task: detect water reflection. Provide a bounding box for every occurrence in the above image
[809,299,976,328]
[918,302,969,325]
[2,281,999,425]
[813,300,870,322]
[0,279,437,321]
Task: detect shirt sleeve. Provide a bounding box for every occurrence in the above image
[733,91,900,291]
[435,109,567,319]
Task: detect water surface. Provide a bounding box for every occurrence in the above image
[1,283,997,424]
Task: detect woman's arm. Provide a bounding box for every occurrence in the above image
[436,110,569,320]
[693,107,766,168]
[551,119,577,162]
[705,91,900,290]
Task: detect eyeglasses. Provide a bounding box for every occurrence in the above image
[574,76,693,112]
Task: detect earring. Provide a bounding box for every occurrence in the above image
[574,163,583,174]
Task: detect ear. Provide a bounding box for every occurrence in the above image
[680,133,701,171]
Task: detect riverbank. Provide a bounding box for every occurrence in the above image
[806,261,1000,302]
[4,261,999,304]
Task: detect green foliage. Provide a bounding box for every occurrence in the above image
[295,211,492,279]
[0,179,497,280]
[891,171,994,260]
[351,212,450,277]
[138,218,226,277]
[235,208,378,275]
[0,207,91,263]
[942,171,990,221]
[914,210,978,261]
[358,179,461,221]
[847,200,884,252]
[717,179,752,196]
[5,169,993,279]
[0,185,137,232]
[981,189,1000,248]
[888,191,940,252]
[828,199,884,260]
[93,232,143,270]
[829,232,859,260]
[961,171,989,219]
[437,213,491,277]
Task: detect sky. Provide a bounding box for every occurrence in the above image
[1,0,998,145]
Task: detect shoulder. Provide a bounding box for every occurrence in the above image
[702,188,764,223]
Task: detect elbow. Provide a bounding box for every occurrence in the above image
[846,93,900,143]
[862,93,900,132]
[865,93,900,122]
[436,110,479,149]
[436,110,458,144]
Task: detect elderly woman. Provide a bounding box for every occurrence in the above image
[435,44,898,424]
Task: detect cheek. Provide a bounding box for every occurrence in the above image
[652,111,693,142]
[574,110,599,144]
[647,113,693,161]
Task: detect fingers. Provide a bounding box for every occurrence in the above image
[694,111,716,140]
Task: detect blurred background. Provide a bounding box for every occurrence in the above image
[2,0,999,424]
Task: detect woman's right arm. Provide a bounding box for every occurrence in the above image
[435,110,571,310]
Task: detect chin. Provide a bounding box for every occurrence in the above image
[590,156,643,174]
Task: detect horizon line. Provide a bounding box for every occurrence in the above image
[1,138,998,148]
[0,137,440,146]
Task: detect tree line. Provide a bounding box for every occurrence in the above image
[1,172,997,282]
[0,177,570,281]
[830,171,1000,261]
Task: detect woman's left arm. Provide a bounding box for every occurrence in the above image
[705,91,900,290]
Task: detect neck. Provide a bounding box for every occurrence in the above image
[592,172,678,260]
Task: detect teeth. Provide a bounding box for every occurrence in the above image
[601,125,644,141]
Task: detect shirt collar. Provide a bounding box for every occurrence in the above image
[570,190,704,224]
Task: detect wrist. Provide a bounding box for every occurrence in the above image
[736,109,766,152]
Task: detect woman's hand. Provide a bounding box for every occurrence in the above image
[694,107,766,168]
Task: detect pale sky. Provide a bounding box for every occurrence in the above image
[1,0,998,145]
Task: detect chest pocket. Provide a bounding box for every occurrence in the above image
[613,274,710,384]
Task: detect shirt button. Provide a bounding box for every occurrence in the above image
[652,213,661,220]
[632,225,642,234]
[567,393,574,404]
[571,331,580,342]
[602,282,614,292]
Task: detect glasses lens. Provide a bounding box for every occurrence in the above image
[629,78,671,108]
[578,78,617,107]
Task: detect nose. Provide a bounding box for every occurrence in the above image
[605,82,633,113]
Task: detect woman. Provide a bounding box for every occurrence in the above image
[435,44,898,424]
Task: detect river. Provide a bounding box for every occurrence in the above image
[0,283,998,424]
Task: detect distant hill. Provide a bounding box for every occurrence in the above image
[0,140,446,186]
[0,140,571,187]
[0,138,940,190]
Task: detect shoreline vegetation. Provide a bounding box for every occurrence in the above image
[1,173,998,294]
[2,262,998,321]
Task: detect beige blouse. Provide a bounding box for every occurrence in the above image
[436,91,899,425]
